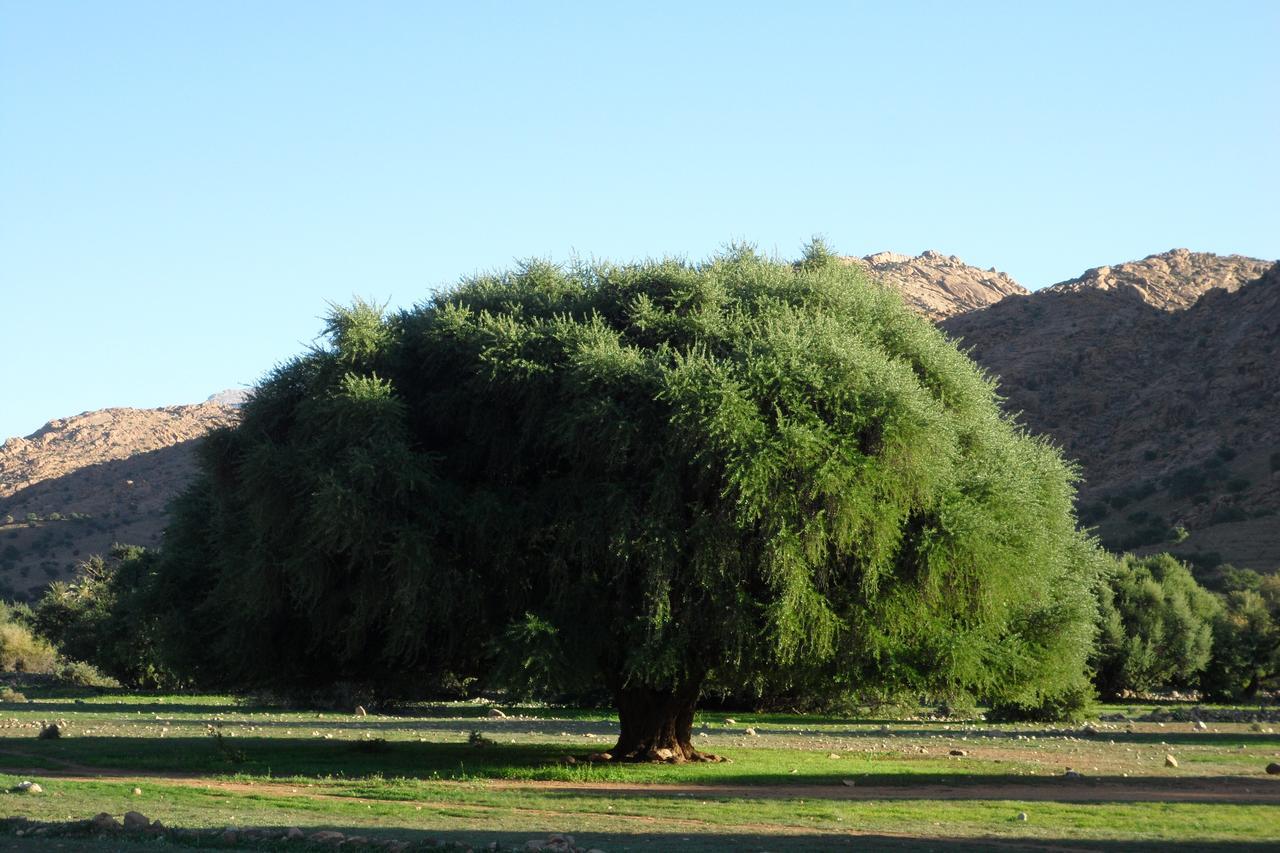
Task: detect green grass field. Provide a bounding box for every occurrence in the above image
[0,687,1277,852]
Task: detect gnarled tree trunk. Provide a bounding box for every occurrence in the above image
[610,679,722,762]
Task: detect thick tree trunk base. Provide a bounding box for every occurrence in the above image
[605,684,729,764]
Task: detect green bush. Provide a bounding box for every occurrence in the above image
[1210,505,1248,524]
[56,659,119,688]
[987,678,1093,723]
[1201,573,1280,700]
[33,545,173,688]
[0,622,58,673]
[1093,553,1219,699]
[1167,467,1208,499]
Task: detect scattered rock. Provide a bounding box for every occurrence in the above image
[1195,719,1208,731]
[12,781,42,794]
[1016,811,1028,822]
[310,830,346,845]
[724,718,736,725]
[841,779,856,787]
[587,752,612,762]
[122,812,149,831]
[744,727,758,736]
[287,827,305,839]
[827,753,841,759]
[1064,769,1083,779]
[132,787,142,796]
[949,749,967,757]
[91,813,121,832]
[487,707,507,718]
[1081,724,1100,736]
[1165,754,1179,768]
[354,705,368,717]
[1266,762,1280,775]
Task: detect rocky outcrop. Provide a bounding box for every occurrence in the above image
[1044,248,1271,311]
[0,403,237,598]
[845,250,1028,321]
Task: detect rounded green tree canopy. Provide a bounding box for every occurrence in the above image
[157,243,1104,760]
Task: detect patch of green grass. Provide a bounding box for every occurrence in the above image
[0,694,1277,851]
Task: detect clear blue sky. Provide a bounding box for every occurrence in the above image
[2,2,1277,440]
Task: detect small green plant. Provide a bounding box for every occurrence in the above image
[0,621,57,674]
[0,687,26,703]
[208,724,246,764]
[57,659,119,688]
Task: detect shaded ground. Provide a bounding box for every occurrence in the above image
[0,692,1277,851]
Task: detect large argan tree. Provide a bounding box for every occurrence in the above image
[154,243,1104,761]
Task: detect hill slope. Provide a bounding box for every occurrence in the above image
[942,254,1280,570]
[0,403,238,598]
[845,250,1028,320]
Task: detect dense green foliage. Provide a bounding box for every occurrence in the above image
[33,545,169,688]
[1201,569,1280,700]
[122,245,1105,726]
[1092,553,1219,700]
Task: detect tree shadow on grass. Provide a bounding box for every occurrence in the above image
[4,827,1280,853]
[0,737,1277,805]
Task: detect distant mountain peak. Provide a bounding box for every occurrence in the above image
[844,250,1027,321]
[1045,249,1273,311]
[205,388,250,407]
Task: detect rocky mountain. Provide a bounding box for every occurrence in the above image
[205,388,250,407]
[941,252,1280,572]
[0,404,238,599]
[1043,249,1272,311]
[844,250,1028,321]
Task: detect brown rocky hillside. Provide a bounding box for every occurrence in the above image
[941,253,1280,572]
[845,250,1028,320]
[0,403,238,599]
[1043,249,1272,311]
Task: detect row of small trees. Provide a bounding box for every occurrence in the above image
[1095,553,1280,701]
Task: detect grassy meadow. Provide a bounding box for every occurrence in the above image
[0,687,1277,851]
